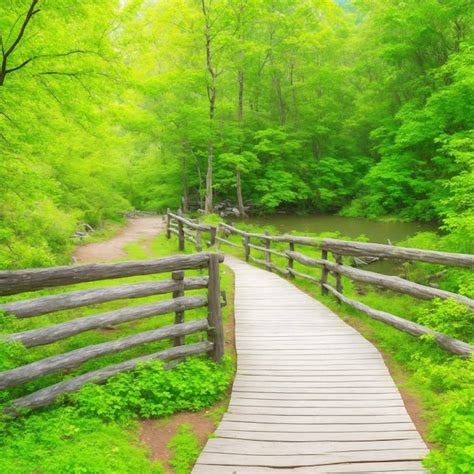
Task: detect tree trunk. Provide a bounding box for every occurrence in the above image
[181,155,189,213]
[236,169,247,217]
[202,0,217,215]
[238,70,244,122]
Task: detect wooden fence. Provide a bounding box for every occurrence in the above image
[166,210,216,252]
[166,212,474,358]
[0,253,224,415]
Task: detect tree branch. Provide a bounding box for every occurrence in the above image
[0,0,40,86]
[4,0,40,59]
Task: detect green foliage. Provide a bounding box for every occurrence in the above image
[167,424,201,474]
[0,407,165,474]
[418,299,474,342]
[71,357,233,422]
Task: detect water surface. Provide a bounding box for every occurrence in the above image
[232,214,437,244]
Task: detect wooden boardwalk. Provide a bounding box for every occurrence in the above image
[194,256,428,473]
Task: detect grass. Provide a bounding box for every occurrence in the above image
[167,424,200,474]
[0,232,235,473]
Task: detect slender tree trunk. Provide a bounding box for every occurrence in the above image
[238,70,244,122]
[202,0,217,215]
[236,169,246,217]
[181,155,189,213]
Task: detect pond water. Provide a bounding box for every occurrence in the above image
[232,214,437,244]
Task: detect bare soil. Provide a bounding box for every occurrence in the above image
[74,217,165,263]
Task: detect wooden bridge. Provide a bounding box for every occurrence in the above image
[193,255,429,473]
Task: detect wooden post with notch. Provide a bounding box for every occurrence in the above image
[207,254,224,362]
[321,249,329,295]
[264,231,271,272]
[209,227,216,247]
[196,229,203,252]
[288,241,295,278]
[172,271,185,346]
[177,209,185,251]
[244,234,250,262]
[166,208,171,239]
[335,254,343,302]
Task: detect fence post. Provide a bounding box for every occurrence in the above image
[244,234,250,262]
[321,249,329,295]
[196,229,203,252]
[172,271,185,346]
[209,226,217,247]
[335,254,343,302]
[207,254,224,362]
[288,241,295,278]
[214,226,220,250]
[166,208,171,239]
[264,231,271,272]
[176,209,185,251]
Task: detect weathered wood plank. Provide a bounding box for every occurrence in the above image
[0,319,209,389]
[227,406,408,416]
[204,438,427,455]
[322,237,474,268]
[214,430,420,442]
[193,460,426,473]
[196,449,428,467]
[222,414,413,424]
[0,253,222,296]
[324,284,474,357]
[217,421,417,433]
[0,277,208,318]
[287,250,474,309]
[5,295,207,347]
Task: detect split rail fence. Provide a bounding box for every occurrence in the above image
[167,211,474,358]
[0,253,224,415]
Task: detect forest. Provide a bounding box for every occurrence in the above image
[1,0,473,270]
[0,1,473,473]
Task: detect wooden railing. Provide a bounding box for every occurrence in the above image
[166,212,474,357]
[167,210,216,252]
[0,253,225,415]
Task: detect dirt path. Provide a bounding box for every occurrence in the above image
[74,217,165,263]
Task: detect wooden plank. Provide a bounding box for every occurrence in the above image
[217,421,417,433]
[204,438,427,455]
[0,277,208,318]
[214,430,420,442]
[193,461,425,473]
[227,406,408,416]
[229,399,404,408]
[222,414,413,424]
[196,449,428,467]
[230,392,403,400]
[324,284,474,357]
[322,237,474,268]
[288,250,474,310]
[0,253,220,296]
[6,295,207,347]
[0,319,209,389]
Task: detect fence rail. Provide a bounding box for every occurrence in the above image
[166,211,474,358]
[166,210,216,252]
[0,252,225,415]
